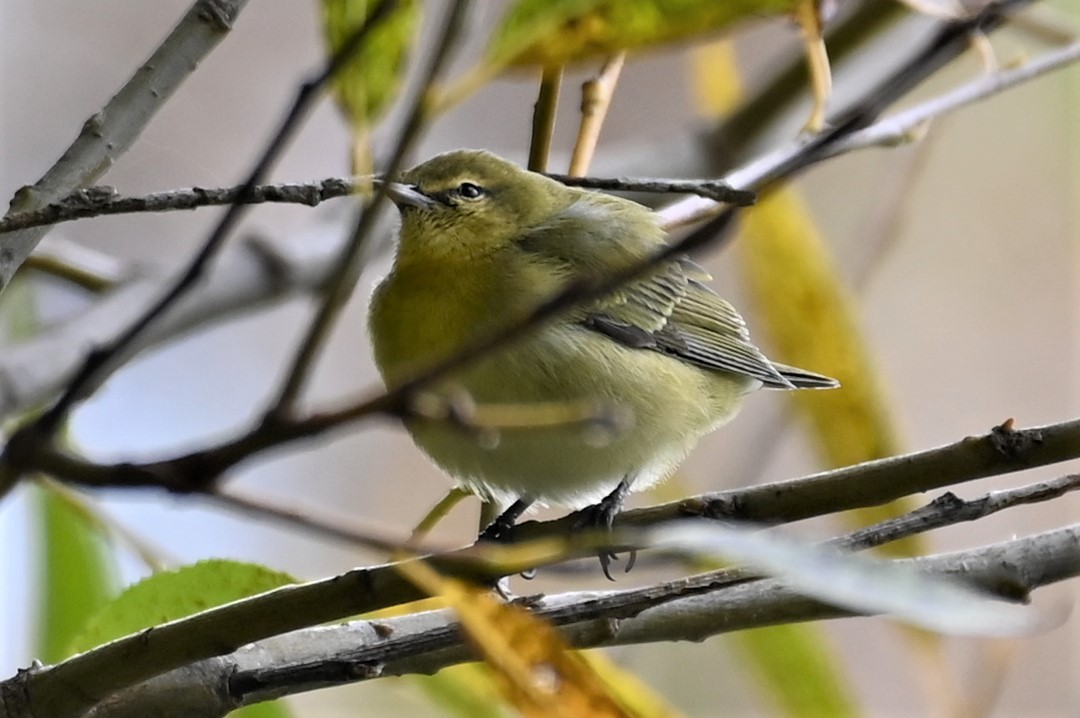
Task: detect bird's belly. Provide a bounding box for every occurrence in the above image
[405,324,755,508]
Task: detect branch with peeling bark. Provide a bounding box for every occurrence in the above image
[4,476,1077,718]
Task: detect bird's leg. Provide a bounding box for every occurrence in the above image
[573,477,633,581]
[478,497,533,542]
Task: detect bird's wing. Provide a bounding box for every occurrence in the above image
[584,261,796,388]
[515,196,801,388]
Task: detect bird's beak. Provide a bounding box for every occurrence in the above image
[380,181,436,210]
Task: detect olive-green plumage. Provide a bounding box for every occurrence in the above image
[369,150,836,509]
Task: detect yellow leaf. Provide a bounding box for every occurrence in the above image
[399,560,633,717]
[690,39,742,119]
[739,188,921,557]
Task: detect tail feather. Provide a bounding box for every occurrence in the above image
[770,362,840,390]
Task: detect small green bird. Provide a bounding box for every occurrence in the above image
[369,150,837,564]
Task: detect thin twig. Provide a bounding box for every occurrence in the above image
[25,0,401,439]
[568,53,625,176]
[22,237,133,292]
[270,0,472,413]
[658,0,1038,229]
[826,37,1080,158]
[0,174,753,236]
[528,65,563,172]
[0,0,250,292]
[16,414,1080,559]
[833,473,1080,552]
[545,174,755,205]
[0,178,363,235]
[793,0,831,132]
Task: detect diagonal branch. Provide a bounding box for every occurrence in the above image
[0,0,250,292]
[270,0,473,412]
[17,522,1080,718]
[24,0,401,439]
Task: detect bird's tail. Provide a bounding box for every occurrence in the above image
[770,362,840,390]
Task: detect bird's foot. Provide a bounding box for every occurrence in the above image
[478,498,532,543]
[478,498,537,582]
[572,478,634,581]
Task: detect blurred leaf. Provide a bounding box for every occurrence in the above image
[645,522,1033,636]
[492,0,796,69]
[731,626,858,718]
[579,650,684,718]
[487,0,607,67]
[690,39,743,119]
[414,646,684,718]
[739,188,923,558]
[7,275,118,666]
[67,559,296,655]
[322,0,419,173]
[415,664,514,718]
[399,560,633,717]
[35,483,116,663]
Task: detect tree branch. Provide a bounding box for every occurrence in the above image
[24,0,402,439]
[0,0,249,292]
[269,0,473,412]
[54,523,1080,718]
[0,174,756,236]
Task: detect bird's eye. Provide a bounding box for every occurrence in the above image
[456,182,483,199]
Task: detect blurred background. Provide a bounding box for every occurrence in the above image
[1,1,1077,715]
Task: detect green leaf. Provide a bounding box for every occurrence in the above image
[35,483,116,663]
[732,625,859,718]
[9,273,118,665]
[491,0,796,68]
[67,559,296,656]
[414,664,513,718]
[486,0,606,67]
[322,0,419,173]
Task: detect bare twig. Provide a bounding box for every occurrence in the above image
[23,0,401,439]
[0,172,756,234]
[826,37,1080,157]
[269,0,473,413]
[0,178,363,235]
[659,0,1038,228]
[528,65,563,172]
[0,222,351,426]
[568,53,626,176]
[23,236,133,292]
[0,174,753,236]
[0,0,249,292]
[544,174,755,205]
[793,0,832,132]
[833,473,1080,552]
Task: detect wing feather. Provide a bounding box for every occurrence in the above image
[514,194,836,390]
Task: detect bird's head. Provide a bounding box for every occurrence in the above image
[382,150,574,264]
